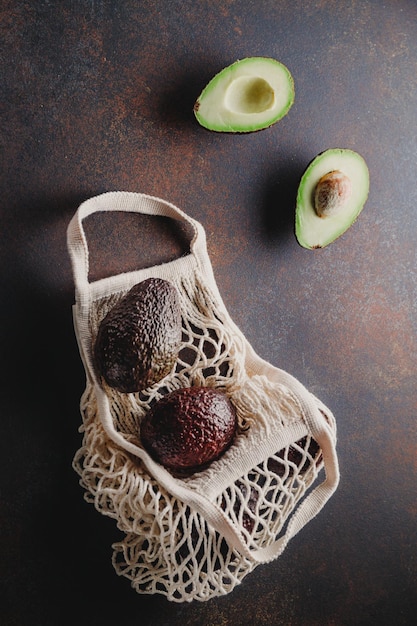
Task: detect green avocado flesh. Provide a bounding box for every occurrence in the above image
[295,149,369,249]
[194,57,294,133]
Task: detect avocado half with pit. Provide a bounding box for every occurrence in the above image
[194,57,294,133]
[295,148,370,249]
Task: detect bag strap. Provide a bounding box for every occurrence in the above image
[96,376,339,565]
[66,191,207,306]
[239,345,340,561]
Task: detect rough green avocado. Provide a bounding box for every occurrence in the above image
[141,386,237,473]
[94,278,182,393]
[295,148,370,249]
[194,57,294,133]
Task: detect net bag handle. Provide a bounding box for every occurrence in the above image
[67,191,339,564]
[67,190,207,306]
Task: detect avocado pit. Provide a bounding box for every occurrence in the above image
[314,170,352,218]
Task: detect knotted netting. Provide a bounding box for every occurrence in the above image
[68,191,339,602]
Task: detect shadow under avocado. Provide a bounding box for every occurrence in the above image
[154,66,216,129]
[259,160,306,245]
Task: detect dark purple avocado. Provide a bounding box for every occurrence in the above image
[94,278,182,393]
[141,386,237,473]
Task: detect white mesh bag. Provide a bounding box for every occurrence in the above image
[67,191,340,603]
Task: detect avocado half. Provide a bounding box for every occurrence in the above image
[295,148,370,249]
[193,57,294,133]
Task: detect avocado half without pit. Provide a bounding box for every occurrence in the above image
[295,148,370,249]
[194,57,295,132]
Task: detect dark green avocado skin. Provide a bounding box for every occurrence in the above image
[141,387,237,473]
[94,278,182,393]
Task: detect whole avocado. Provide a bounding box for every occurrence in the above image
[94,278,182,393]
[141,386,237,473]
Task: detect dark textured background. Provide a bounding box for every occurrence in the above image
[1,1,416,625]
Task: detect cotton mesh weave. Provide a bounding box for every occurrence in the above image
[68,191,339,602]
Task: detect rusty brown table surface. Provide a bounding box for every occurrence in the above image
[1,1,416,625]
